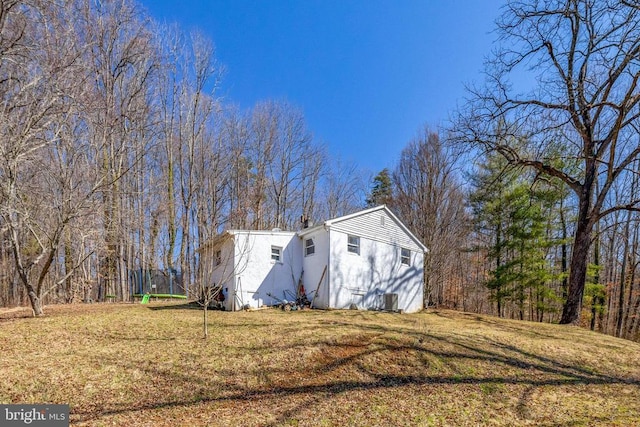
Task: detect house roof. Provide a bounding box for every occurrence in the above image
[226,229,297,236]
[196,229,298,253]
[299,205,428,253]
[199,206,428,254]
[195,231,233,253]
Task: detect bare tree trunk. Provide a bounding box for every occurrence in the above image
[616,211,632,337]
[560,201,568,302]
[27,289,43,316]
[64,230,74,303]
[627,225,640,339]
[560,184,595,325]
[631,292,640,339]
[591,221,601,331]
[203,304,208,339]
[621,164,640,337]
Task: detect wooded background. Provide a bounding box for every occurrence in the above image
[1,0,639,342]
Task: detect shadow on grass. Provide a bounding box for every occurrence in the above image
[0,309,33,322]
[72,312,640,426]
[76,362,640,426]
[431,310,566,340]
[145,302,201,311]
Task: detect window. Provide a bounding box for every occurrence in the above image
[401,248,411,265]
[347,235,360,255]
[305,238,315,256]
[215,250,222,266]
[271,246,282,262]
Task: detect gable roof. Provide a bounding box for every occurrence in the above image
[200,206,428,254]
[299,205,428,253]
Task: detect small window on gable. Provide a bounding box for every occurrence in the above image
[271,246,282,263]
[305,238,315,256]
[347,235,360,255]
[215,250,222,266]
[401,248,411,265]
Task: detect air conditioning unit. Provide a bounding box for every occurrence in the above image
[384,293,398,311]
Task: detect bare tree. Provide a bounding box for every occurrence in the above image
[454,1,640,324]
[196,232,251,338]
[171,31,220,292]
[247,103,276,229]
[0,0,113,314]
[222,100,324,231]
[262,101,315,230]
[81,0,158,301]
[318,157,366,220]
[392,128,469,308]
[217,107,250,229]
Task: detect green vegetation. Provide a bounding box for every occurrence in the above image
[366,168,393,208]
[470,150,567,321]
[133,294,188,300]
[1,304,638,426]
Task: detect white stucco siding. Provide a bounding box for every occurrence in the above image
[329,208,424,253]
[398,249,424,313]
[209,237,237,311]
[205,206,426,313]
[300,228,330,308]
[329,229,424,313]
[230,231,302,310]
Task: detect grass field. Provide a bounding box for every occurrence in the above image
[1,303,639,426]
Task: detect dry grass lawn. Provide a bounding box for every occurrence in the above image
[1,303,639,426]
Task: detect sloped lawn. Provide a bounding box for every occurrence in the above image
[1,303,639,426]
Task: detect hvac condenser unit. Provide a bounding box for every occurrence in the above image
[384,293,398,311]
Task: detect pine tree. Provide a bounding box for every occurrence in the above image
[366,168,393,207]
[470,150,564,319]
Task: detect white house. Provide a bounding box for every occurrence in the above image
[200,205,427,313]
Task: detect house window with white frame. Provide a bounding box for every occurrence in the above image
[215,250,222,266]
[347,235,360,255]
[401,247,411,265]
[271,246,282,263]
[305,238,315,256]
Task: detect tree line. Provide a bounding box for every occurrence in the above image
[459,0,640,340]
[367,125,640,341]
[2,0,640,342]
[0,0,366,315]
[366,0,640,341]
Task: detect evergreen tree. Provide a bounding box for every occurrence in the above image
[470,150,564,319]
[366,168,393,207]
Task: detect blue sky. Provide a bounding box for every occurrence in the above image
[141,0,504,173]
